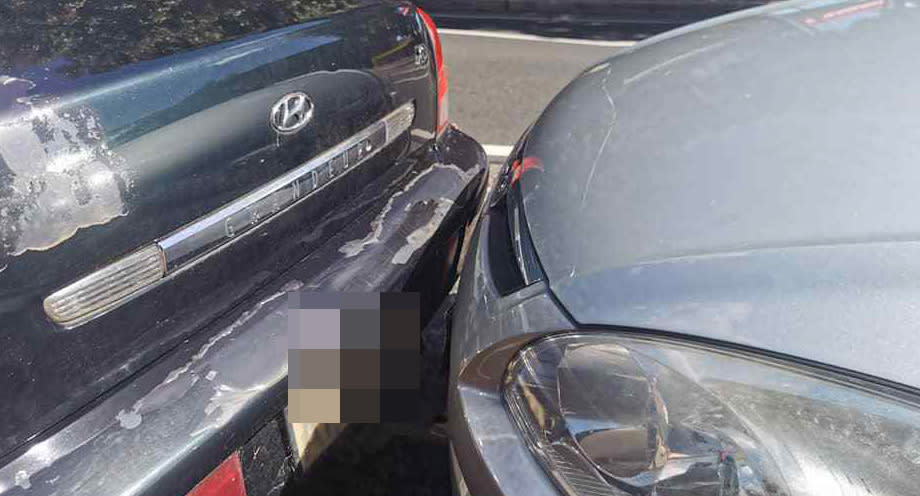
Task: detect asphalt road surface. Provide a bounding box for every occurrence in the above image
[441,30,632,152]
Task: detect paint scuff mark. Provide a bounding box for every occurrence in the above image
[339,163,475,258]
[339,192,397,258]
[115,280,303,429]
[14,470,30,490]
[115,409,142,430]
[192,383,269,437]
[392,198,454,264]
[0,76,129,269]
[339,165,440,258]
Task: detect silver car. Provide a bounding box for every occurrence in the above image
[447,0,920,494]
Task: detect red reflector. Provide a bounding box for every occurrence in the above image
[186,453,247,496]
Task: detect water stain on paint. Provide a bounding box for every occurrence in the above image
[0,75,128,270]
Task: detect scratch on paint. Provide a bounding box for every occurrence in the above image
[580,66,617,208]
[340,163,474,258]
[392,198,454,264]
[635,249,754,266]
[622,41,727,86]
[115,280,303,429]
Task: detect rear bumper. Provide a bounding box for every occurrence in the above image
[0,127,487,496]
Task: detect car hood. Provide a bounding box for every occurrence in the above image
[518,0,920,389]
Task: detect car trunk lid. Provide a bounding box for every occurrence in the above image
[0,0,440,457]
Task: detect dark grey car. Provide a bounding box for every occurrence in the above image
[0,2,486,495]
[447,0,920,494]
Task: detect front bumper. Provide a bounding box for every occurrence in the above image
[447,206,572,496]
[0,127,487,496]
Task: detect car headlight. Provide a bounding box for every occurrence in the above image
[504,333,920,496]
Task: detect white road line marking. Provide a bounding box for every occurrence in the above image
[483,144,513,159]
[440,29,638,48]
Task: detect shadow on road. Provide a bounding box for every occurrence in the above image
[283,423,451,496]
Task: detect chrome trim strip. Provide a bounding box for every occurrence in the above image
[158,102,415,268]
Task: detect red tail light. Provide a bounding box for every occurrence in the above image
[186,452,247,496]
[417,8,449,136]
